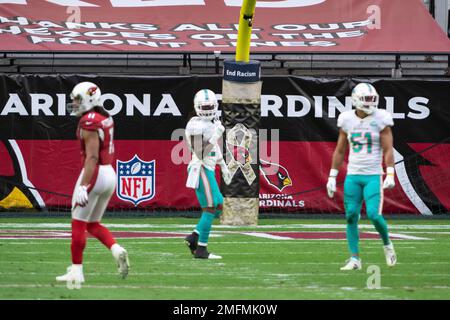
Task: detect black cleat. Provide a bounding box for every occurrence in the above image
[184,232,199,255]
[194,245,222,259]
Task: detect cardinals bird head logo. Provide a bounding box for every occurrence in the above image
[0,140,42,209]
[87,86,98,96]
[227,142,252,164]
[260,159,292,192]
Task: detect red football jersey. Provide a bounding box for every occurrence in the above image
[77,111,115,165]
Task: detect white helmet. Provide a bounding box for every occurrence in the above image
[67,81,102,116]
[351,83,379,115]
[193,89,218,120]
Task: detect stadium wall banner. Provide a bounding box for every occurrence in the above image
[0,74,449,215]
[1,0,450,53]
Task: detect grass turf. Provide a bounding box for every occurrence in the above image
[0,217,449,300]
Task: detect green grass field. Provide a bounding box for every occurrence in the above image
[0,216,449,300]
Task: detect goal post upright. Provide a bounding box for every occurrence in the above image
[235,0,257,63]
[220,0,262,225]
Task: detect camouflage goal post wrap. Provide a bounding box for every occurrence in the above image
[220,60,262,225]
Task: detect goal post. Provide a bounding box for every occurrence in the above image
[235,0,257,63]
[220,0,262,225]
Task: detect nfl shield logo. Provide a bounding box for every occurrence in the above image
[116,155,156,206]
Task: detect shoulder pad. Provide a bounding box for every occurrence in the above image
[337,110,352,130]
[376,109,394,128]
[185,118,204,136]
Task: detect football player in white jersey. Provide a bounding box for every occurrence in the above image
[327,83,397,270]
[184,89,232,259]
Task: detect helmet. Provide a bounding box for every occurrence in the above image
[193,89,218,120]
[351,83,379,115]
[67,82,102,116]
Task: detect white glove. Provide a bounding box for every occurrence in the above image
[383,167,395,189]
[75,185,89,207]
[213,119,223,128]
[221,164,232,185]
[208,121,225,145]
[326,169,338,198]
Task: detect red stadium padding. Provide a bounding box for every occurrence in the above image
[15,139,439,214]
[0,0,449,52]
[1,75,449,215]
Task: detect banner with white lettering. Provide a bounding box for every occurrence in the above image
[0,74,449,215]
[0,0,449,52]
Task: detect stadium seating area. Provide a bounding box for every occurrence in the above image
[1,1,447,78]
[0,52,448,78]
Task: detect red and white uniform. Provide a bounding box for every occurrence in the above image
[77,111,115,166]
[72,111,116,222]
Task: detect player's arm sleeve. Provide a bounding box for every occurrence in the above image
[189,135,204,159]
[185,122,204,155]
[337,113,347,133]
[379,110,394,131]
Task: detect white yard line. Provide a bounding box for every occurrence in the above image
[1,272,449,278]
[366,231,430,240]
[0,232,221,240]
[241,231,431,241]
[241,232,294,240]
[8,260,450,265]
[1,223,450,230]
[0,283,449,291]
[400,231,450,234]
[2,240,445,245]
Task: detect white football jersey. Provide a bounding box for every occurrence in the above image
[185,116,220,171]
[337,109,394,175]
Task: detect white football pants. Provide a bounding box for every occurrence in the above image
[72,164,116,222]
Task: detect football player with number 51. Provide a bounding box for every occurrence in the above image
[56,82,130,289]
[327,83,397,271]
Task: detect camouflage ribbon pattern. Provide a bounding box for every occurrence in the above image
[225,123,256,185]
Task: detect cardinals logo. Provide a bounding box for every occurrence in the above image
[116,155,156,206]
[0,140,44,209]
[87,86,98,96]
[227,143,252,164]
[260,159,292,192]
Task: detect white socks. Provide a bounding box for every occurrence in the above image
[384,242,394,250]
[111,243,126,259]
[71,264,83,273]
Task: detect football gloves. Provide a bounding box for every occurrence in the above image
[75,185,89,207]
[326,169,339,198]
[383,167,395,189]
[208,120,225,145]
[220,162,232,185]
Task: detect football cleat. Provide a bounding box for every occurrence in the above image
[194,245,222,260]
[383,243,397,267]
[184,232,199,255]
[340,257,362,270]
[56,265,85,289]
[112,246,130,279]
